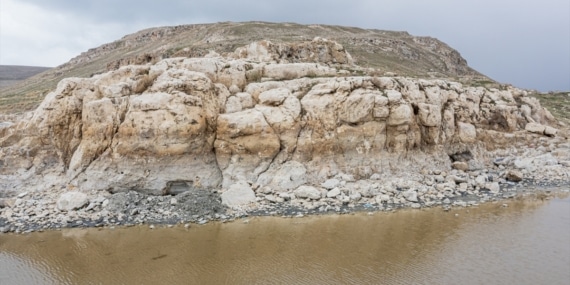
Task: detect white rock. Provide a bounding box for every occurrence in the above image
[376,194,391,203]
[475,175,487,187]
[326,188,341,198]
[544,126,558,136]
[457,122,476,143]
[264,194,279,203]
[56,192,89,211]
[221,182,256,207]
[321,178,340,190]
[403,190,418,202]
[256,161,307,191]
[514,158,534,169]
[486,182,500,193]
[369,173,382,180]
[525,122,546,134]
[388,104,412,126]
[225,96,243,113]
[235,92,253,109]
[278,192,291,200]
[294,186,322,200]
[386,90,402,103]
[349,193,362,201]
[417,103,441,127]
[258,88,290,106]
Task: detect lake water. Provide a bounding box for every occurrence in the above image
[1,194,569,284]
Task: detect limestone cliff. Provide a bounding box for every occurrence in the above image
[0,38,561,203]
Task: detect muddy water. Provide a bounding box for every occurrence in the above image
[1,195,569,285]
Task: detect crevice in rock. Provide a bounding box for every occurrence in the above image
[449,150,473,162]
[162,180,194,195]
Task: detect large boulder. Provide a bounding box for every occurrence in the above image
[221,182,256,207]
[57,192,89,211]
[294,186,322,200]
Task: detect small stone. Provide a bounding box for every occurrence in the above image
[475,175,487,187]
[443,198,451,204]
[265,194,279,203]
[452,175,468,184]
[486,182,500,193]
[349,193,362,202]
[452,161,469,171]
[17,192,28,198]
[369,173,381,180]
[411,203,421,209]
[170,198,177,205]
[544,126,558,136]
[434,175,445,183]
[493,157,511,166]
[326,188,341,198]
[403,190,418,202]
[506,170,523,182]
[149,225,155,229]
[376,194,391,203]
[85,202,96,211]
[278,192,291,200]
[525,122,546,134]
[454,201,467,207]
[0,198,14,208]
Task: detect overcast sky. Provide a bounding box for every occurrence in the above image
[0,0,568,91]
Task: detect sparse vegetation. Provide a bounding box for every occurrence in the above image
[132,74,158,94]
[304,70,318,78]
[531,92,570,125]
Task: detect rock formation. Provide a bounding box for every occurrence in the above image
[0,38,566,213]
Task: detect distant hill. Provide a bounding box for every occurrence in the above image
[0,65,51,88]
[0,21,494,114]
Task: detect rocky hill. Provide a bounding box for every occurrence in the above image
[0,65,51,88]
[0,36,568,232]
[0,21,492,114]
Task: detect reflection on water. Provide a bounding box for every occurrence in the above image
[1,194,569,285]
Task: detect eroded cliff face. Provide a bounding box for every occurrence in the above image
[0,38,558,199]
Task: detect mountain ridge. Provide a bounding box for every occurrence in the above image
[0,21,492,114]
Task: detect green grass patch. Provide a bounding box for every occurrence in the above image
[531,92,570,125]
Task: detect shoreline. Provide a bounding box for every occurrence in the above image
[1,180,568,235]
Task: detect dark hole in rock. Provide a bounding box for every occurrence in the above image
[412,104,419,115]
[163,180,192,195]
[449,150,473,162]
